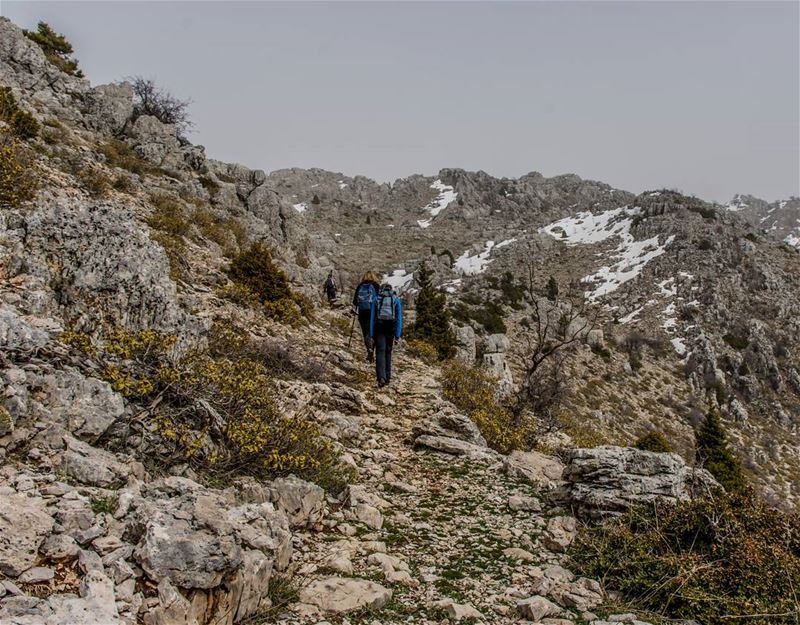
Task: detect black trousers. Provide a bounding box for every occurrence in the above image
[358,309,373,353]
[374,327,394,383]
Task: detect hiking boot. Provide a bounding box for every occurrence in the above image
[377,379,387,388]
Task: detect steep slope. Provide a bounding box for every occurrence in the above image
[0,15,798,625]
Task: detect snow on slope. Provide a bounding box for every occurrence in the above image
[540,206,674,300]
[725,195,749,212]
[383,269,414,292]
[455,241,495,275]
[292,202,307,213]
[418,179,458,228]
[786,233,800,248]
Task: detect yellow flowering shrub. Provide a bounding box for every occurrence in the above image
[406,339,439,365]
[0,133,38,207]
[60,326,351,493]
[441,359,537,454]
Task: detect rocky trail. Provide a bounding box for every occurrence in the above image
[275,311,651,625]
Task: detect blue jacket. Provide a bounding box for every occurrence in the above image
[369,290,402,339]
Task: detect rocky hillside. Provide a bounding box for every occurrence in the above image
[0,15,798,625]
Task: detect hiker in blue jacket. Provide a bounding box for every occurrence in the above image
[352,271,380,362]
[370,283,402,388]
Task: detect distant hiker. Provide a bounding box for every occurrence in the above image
[370,283,402,388]
[323,271,337,308]
[352,271,381,362]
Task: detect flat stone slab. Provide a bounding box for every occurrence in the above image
[298,576,391,613]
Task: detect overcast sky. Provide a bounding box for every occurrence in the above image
[3,1,798,202]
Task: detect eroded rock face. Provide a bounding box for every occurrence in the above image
[84,82,134,136]
[7,195,192,335]
[266,475,325,529]
[130,477,291,590]
[0,493,54,577]
[558,446,719,519]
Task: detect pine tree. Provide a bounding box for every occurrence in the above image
[546,276,559,302]
[24,22,83,77]
[695,410,746,493]
[411,262,456,360]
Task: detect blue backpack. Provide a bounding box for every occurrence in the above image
[376,287,397,322]
[356,283,377,312]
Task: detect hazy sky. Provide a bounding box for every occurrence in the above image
[3,1,798,202]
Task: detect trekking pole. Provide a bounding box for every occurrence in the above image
[347,312,356,348]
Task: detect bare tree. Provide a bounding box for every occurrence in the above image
[511,291,597,429]
[128,76,193,135]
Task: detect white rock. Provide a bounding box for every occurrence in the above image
[298,577,392,614]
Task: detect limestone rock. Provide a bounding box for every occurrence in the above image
[0,494,54,576]
[503,450,565,490]
[559,446,719,519]
[413,410,487,447]
[298,577,391,614]
[84,82,134,136]
[267,475,325,528]
[517,595,562,621]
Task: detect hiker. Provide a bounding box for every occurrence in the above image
[352,271,380,362]
[323,271,337,308]
[370,283,402,388]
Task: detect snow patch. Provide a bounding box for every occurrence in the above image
[494,238,518,249]
[442,278,462,293]
[455,241,496,275]
[540,206,674,300]
[417,179,457,227]
[785,233,800,248]
[726,195,749,212]
[292,202,307,213]
[383,269,414,292]
[338,180,347,189]
[671,337,687,355]
[618,308,642,324]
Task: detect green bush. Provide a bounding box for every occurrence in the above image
[634,431,672,453]
[227,242,292,303]
[99,139,156,176]
[0,134,38,207]
[723,333,749,350]
[410,262,456,360]
[546,275,559,302]
[77,167,111,198]
[696,410,747,493]
[0,87,40,140]
[24,22,83,77]
[569,490,800,624]
[224,243,310,326]
[146,193,190,237]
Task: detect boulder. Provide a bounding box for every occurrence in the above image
[558,446,719,519]
[413,410,487,447]
[267,475,325,529]
[127,476,291,624]
[84,82,134,136]
[503,450,565,490]
[27,369,124,441]
[414,435,499,461]
[128,115,182,168]
[517,595,562,621]
[453,325,476,364]
[58,436,131,487]
[297,577,391,614]
[0,494,54,576]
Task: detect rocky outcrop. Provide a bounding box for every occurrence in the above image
[558,446,719,519]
